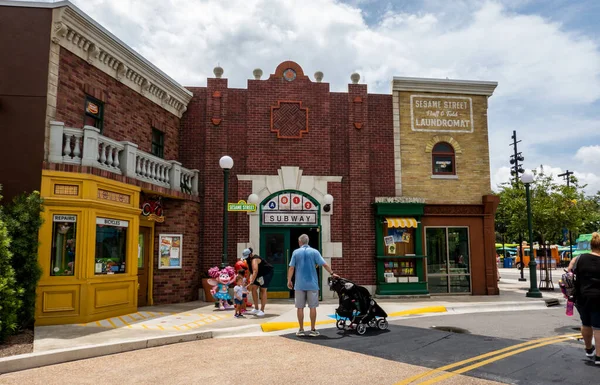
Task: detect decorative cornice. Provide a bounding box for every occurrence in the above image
[392,76,497,97]
[41,2,192,117]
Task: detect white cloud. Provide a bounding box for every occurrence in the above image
[575,145,600,165]
[16,0,600,194]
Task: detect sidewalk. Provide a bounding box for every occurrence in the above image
[0,279,562,374]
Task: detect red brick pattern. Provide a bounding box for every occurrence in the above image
[55,48,181,160]
[270,101,309,138]
[180,62,396,286]
[152,199,201,304]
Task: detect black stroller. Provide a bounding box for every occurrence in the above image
[328,276,388,335]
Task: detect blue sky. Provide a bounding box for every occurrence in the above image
[24,0,600,194]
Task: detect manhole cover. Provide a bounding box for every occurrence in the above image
[430,326,470,334]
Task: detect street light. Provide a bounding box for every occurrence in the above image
[521,172,542,298]
[219,155,234,269]
[323,194,334,213]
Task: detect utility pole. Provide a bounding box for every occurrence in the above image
[558,170,575,264]
[510,131,526,281]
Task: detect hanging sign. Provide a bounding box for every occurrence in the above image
[228,200,256,212]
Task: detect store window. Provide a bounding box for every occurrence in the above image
[50,214,77,276]
[84,95,104,133]
[425,227,470,293]
[151,128,164,158]
[382,218,418,283]
[432,142,455,175]
[95,218,128,275]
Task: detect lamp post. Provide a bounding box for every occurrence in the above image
[522,172,542,298]
[219,155,233,269]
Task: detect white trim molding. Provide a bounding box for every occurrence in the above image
[392,76,497,97]
[238,166,343,294]
[34,1,193,117]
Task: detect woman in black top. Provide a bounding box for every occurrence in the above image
[574,232,600,365]
[242,248,274,317]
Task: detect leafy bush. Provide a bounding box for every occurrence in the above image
[3,191,44,329]
[0,188,23,342]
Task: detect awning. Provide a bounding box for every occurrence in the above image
[385,217,418,228]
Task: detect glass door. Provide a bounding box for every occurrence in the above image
[260,228,290,295]
[425,227,471,294]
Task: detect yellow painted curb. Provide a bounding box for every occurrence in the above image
[260,306,447,333]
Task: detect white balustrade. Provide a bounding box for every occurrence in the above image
[62,128,84,164]
[47,122,198,195]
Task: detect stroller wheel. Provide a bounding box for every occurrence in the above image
[356,323,367,335]
[377,318,389,330]
[368,319,377,328]
[336,319,346,330]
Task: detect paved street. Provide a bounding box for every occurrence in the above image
[2,308,596,385]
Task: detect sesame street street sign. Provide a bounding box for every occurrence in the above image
[227,200,256,212]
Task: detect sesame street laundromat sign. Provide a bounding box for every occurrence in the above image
[261,192,318,225]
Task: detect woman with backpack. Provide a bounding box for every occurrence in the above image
[573,232,600,365]
[242,248,274,317]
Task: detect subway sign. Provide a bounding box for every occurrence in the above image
[263,212,317,225]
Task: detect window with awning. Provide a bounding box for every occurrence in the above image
[385,217,418,228]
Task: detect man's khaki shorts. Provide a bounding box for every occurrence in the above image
[295,290,319,309]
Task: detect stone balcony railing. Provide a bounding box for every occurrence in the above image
[48,121,199,195]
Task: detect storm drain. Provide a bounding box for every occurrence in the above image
[430,326,470,334]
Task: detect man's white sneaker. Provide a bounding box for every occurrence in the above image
[255,310,265,317]
[245,309,257,315]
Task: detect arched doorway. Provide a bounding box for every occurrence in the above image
[259,190,321,298]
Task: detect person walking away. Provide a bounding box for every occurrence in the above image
[573,232,600,364]
[233,276,246,318]
[243,248,274,317]
[287,234,337,337]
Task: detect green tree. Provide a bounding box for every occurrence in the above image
[495,168,593,246]
[0,187,23,342]
[3,191,44,329]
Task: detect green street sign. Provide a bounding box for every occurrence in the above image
[228,200,257,212]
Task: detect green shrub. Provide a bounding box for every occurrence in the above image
[3,191,44,329]
[0,189,22,342]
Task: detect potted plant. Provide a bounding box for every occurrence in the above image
[200,271,215,302]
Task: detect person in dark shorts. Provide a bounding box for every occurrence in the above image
[243,248,274,317]
[574,232,600,365]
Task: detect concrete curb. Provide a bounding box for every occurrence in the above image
[0,330,211,375]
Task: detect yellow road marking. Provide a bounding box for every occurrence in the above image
[156,325,165,330]
[95,321,102,327]
[125,314,137,322]
[395,333,580,385]
[135,312,147,319]
[106,318,118,328]
[142,324,149,330]
[419,335,577,384]
[117,316,130,326]
[173,326,181,331]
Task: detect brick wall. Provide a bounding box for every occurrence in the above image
[153,199,201,304]
[181,62,396,286]
[399,91,492,204]
[55,48,181,161]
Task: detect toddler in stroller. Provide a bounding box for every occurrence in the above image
[328,276,388,335]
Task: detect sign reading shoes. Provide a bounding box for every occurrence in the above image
[96,217,129,227]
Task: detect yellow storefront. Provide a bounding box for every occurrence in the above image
[36,170,143,325]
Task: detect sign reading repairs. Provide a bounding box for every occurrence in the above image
[263,212,317,225]
[410,95,474,133]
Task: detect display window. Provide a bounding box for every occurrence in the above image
[425,226,471,293]
[50,214,77,276]
[95,217,128,275]
[432,142,455,175]
[382,220,419,283]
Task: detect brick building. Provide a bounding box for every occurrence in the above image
[1,1,499,326]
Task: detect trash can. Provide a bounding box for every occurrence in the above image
[503,257,514,268]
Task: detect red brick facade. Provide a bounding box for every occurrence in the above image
[55,48,180,161]
[180,62,395,285]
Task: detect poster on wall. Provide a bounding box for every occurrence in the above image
[158,234,182,269]
[384,236,395,246]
